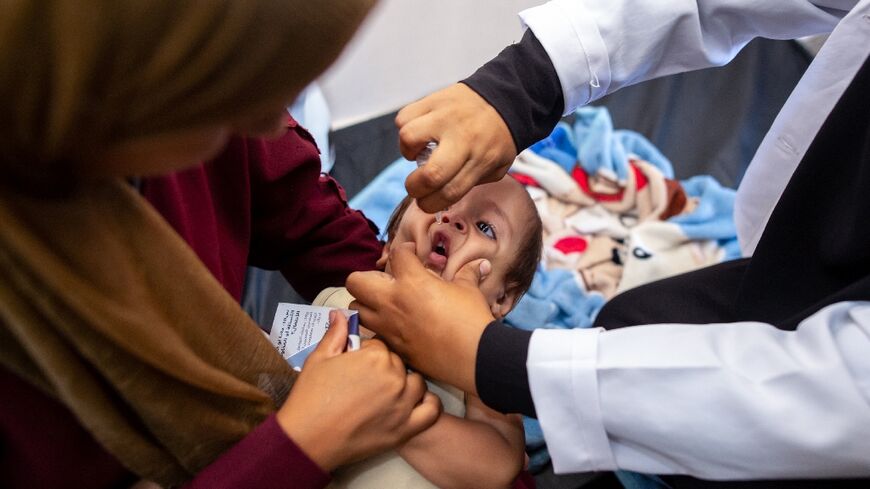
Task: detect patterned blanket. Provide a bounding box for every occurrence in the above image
[349,106,741,469]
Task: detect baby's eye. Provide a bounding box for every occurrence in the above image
[476,221,496,240]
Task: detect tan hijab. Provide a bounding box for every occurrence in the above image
[0,179,295,484]
[0,0,375,485]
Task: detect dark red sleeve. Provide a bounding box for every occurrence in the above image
[1,368,329,489]
[246,118,382,301]
[184,414,331,489]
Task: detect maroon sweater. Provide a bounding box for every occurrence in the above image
[0,119,382,488]
[141,118,382,303]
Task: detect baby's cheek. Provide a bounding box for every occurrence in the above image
[476,271,505,304]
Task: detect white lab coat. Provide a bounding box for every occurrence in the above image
[520,0,870,479]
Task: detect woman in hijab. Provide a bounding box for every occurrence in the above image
[0,1,438,487]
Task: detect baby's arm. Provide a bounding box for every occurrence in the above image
[397,393,526,489]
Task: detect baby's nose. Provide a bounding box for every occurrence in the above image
[439,214,465,232]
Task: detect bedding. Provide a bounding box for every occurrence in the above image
[349,106,741,470]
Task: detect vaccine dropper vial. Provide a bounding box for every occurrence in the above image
[415,141,443,223]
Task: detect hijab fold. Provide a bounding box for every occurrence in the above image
[0,179,297,486]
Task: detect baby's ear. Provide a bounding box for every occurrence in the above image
[490,287,520,319]
[375,241,390,270]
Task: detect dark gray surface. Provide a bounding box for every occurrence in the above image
[331,110,403,201]
[598,38,810,189]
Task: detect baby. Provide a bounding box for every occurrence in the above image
[315,175,543,489]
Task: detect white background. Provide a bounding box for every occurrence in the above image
[319,0,541,129]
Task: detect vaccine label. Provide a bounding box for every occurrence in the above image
[269,303,358,370]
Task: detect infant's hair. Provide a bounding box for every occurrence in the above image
[384,177,542,306]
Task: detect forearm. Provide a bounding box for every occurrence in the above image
[462,29,563,153]
[398,412,524,489]
[530,302,870,478]
[275,181,381,300]
[247,126,381,300]
[184,414,330,489]
[463,1,845,152]
[475,321,536,417]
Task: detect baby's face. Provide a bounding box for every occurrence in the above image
[387,177,533,317]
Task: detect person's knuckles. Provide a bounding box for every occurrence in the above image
[397,124,421,145]
[439,179,471,206]
[373,351,405,380]
[396,98,429,120]
[380,374,407,404]
[417,163,450,192]
[407,369,425,386]
[420,392,442,418]
[415,194,450,215]
[398,141,416,160]
[359,337,387,353]
[394,108,413,127]
[386,348,405,367]
[481,145,506,164]
[345,271,372,299]
[406,373,426,398]
[428,106,454,127]
[360,353,398,383]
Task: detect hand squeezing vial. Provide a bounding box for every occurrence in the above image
[416,141,444,223]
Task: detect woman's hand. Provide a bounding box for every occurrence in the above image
[397,83,516,213]
[276,311,441,472]
[347,243,496,395]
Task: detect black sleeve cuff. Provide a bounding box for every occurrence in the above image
[475,320,536,418]
[462,29,564,153]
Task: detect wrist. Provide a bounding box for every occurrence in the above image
[276,404,342,472]
[475,321,536,417]
[462,29,564,151]
[436,314,492,397]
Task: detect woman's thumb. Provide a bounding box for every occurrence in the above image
[453,258,492,288]
[311,310,349,360]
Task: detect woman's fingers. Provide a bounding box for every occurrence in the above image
[396,83,517,214]
[402,391,442,439]
[347,270,394,312]
[307,310,349,362]
[277,334,432,470]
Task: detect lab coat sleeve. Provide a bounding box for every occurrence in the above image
[527,301,870,479]
[519,0,853,114]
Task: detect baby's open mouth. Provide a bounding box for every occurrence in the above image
[426,232,450,273]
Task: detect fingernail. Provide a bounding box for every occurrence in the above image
[328,310,337,322]
[479,260,492,277]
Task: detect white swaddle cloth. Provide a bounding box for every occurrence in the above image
[313,287,466,489]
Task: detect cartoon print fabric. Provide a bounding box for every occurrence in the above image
[505,108,740,332]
